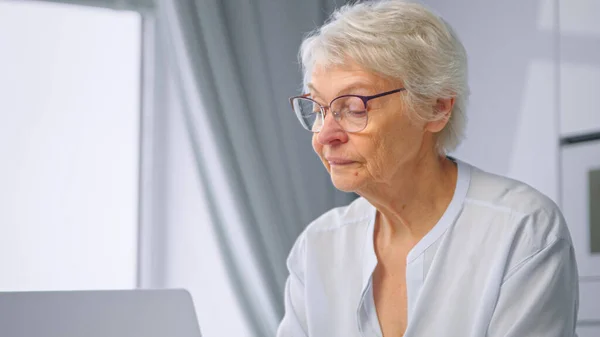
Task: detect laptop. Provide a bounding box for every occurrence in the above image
[0,289,202,337]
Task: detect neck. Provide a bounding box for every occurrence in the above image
[358,151,458,243]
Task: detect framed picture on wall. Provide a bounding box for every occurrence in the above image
[561,139,600,278]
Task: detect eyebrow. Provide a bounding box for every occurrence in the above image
[307,82,376,100]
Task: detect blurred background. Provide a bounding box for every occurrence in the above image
[0,0,598,336]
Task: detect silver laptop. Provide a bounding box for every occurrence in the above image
[0,289,202,337]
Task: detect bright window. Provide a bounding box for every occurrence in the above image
[0,0,141,290]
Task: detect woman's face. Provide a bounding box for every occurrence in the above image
[309,62,435,193]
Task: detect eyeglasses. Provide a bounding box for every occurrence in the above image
[289,88,406,133]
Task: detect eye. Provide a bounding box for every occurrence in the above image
[339,102,366,116]
[346,109,367,118]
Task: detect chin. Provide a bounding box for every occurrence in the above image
[329,172,363,193]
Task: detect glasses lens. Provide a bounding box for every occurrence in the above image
[292,97,323,132]
[330,96,367,132]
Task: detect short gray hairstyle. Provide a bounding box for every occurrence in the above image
[300,0,469,154]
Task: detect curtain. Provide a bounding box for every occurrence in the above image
[142,0,355,336]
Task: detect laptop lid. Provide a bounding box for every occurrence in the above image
[0,289,202,337]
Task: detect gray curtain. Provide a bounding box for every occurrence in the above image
[150,0,355,336]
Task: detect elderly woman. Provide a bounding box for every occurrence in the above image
[277,1,579,336]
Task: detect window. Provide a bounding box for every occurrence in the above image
[0,0,141,290]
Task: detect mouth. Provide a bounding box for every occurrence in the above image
[326,158,356,166]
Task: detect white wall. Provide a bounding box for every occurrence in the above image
[0,1,141,290]
[557,0,600,137]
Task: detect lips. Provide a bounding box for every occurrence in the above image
[326,157,356,165]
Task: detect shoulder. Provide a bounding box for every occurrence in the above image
[304,196,373,233]
[285,196,373,273]
[466,166,559,218]
[461,163,573,274]
[288,196,373,255]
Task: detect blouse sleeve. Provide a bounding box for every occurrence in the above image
[276,232,309,337]
[487,237,579,337]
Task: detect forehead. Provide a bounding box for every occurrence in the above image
[308,62,389,96]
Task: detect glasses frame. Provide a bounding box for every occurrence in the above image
[289,88,406,133]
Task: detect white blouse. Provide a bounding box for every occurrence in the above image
[276,160,579,337]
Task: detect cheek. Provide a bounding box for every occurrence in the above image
[368,145,388,176]
[363,124,408,173]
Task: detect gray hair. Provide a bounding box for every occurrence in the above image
[300,0,469,154]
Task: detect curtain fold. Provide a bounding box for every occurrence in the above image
[148,0,355,335]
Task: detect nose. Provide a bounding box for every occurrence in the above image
[316,109,348,145]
